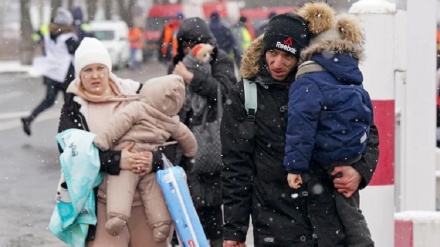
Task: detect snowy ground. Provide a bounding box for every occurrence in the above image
[0,58,45,78]
[0,60,34,74]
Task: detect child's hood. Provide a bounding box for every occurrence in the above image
[139,75,185,116]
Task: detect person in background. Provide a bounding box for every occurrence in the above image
[220,9,380,247]
[128,25,144,70]
[158,12,184,66]
[436,29,440,147]
[436,67,440,147]
[158,21,174,64]
[58,37,168,247]
[254,11,277,38]
[71,6,94,43]
[21,7,79,136]
[208,11,240,67]
[169,17,236,247]
[283,3,374,246]
[230,16,252,68]
[31,21,52,55]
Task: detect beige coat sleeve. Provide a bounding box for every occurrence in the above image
[93,102,142,151]
[171,123,198,157]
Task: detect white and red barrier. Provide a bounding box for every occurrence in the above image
[351,0,437,246]
[395,212,440,247]
[350,1,396,246]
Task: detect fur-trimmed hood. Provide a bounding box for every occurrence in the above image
[298,2,365,63]
[300,38,364,63]
[239,35,264,80]
[296,2,365,85]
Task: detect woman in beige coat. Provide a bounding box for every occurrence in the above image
[94,74,197,242]
[58,37,177,247]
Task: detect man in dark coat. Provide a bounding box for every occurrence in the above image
[220,12,380,247]
[21,7,79,136]
[254,11,276,38]
[208,12,240,67]
[71,7,94,43]
[169,17,236,247]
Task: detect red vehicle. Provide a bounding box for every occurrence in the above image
[202,1,229,18]
[240,6,297,39]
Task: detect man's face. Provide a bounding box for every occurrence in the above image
[265,49,298,81]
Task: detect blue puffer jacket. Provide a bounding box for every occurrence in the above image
[284,53,373,174]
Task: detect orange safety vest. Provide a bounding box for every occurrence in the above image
[161,22,179,57]
[437,30,440,51]
[129,27,143,49]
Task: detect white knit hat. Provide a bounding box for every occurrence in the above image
[54,7,74,26]
[74,37,112,76]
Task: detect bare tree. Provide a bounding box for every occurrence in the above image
[104,0,112,20]
[20,0,34,65]
[68,0,74,11]
[86,0,98,21]
[117,0,137,27]
[51,0,61,20]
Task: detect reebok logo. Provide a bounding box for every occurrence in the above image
[276,41,297,55]
[284,37,293,46]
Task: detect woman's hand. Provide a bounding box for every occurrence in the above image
[120,142,153,176]
[120,142,135,170]
[173,61,194,84]
[132,151,153,176]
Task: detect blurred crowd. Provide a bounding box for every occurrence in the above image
[157,10,277,69]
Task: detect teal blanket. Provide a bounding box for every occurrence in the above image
[49,129,103,247]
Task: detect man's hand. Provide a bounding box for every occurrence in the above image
[331,166,362,198]
[172,61,194,84]
[223,240,246,247]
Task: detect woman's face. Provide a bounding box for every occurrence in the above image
[80,63,110,96]
[265,49,298,81]
[182,41,196,55]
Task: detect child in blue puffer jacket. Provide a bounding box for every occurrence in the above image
[284,3,375,247]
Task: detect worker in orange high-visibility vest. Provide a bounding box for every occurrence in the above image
[128,25,144,69]
[158,12,184,65]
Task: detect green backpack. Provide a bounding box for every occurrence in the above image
[243,78,257,121]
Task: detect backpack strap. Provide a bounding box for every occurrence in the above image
[295,61,326,80]
[243,78,257,121]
